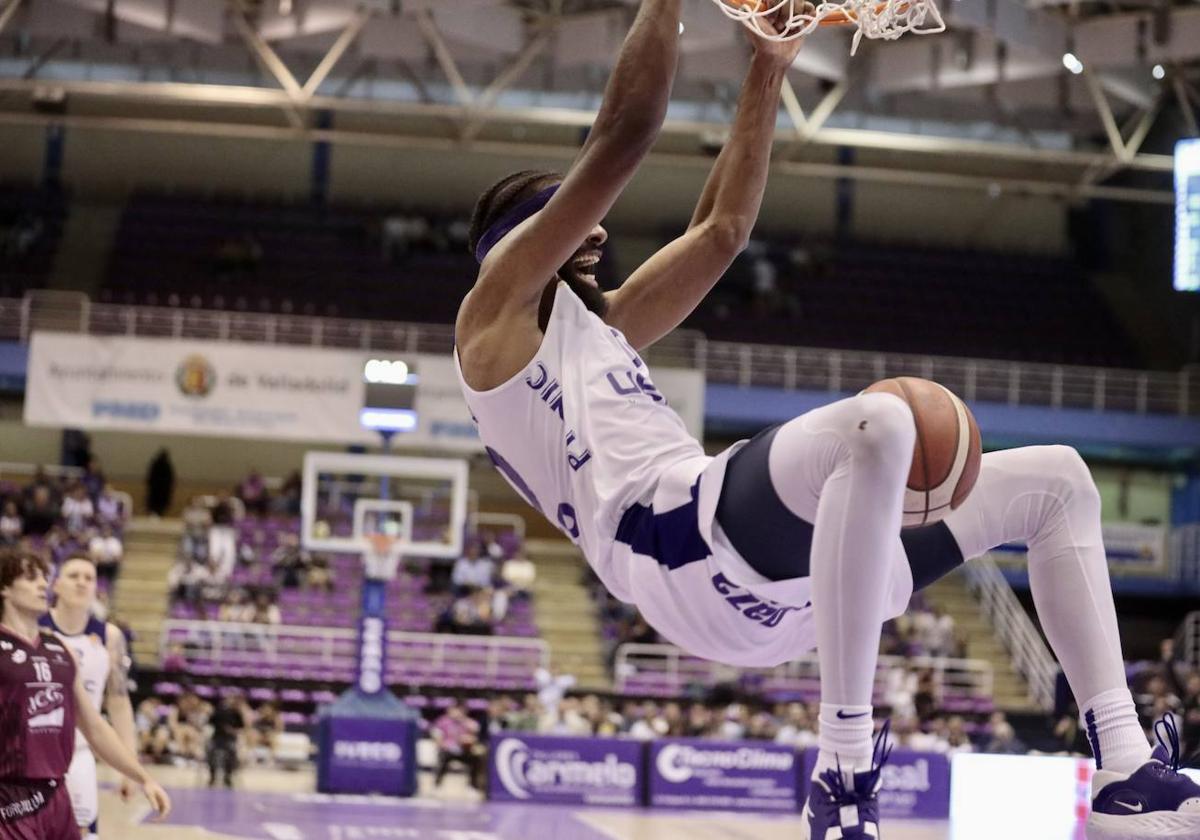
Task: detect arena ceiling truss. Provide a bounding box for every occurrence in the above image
[0,0,1197,203]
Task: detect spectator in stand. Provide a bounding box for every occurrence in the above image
[146,449,175,517]
[136,696,173,764]
[218,589,253,623]
[96,483,128,531]
[907,717,953,753]
[436,588,494,635]
[43,524,76,566]
[63,482,96,536]
[984,712,1027,754]
[451,540,495,594]
[306,555,335,593]
[775,702,819,750]
[161,642,187,672]
[23,465,60,508]
[271,533,310,589]
[169,557,214,615]
[250,590,281,625]
[0,500,21,543]
[82,456,106,499]
[246,701,284,761]
[209,494,238,583]
[275,470,302,516]
[1180,672,1200,758]
[500,551,535,600]
[89,522,124,587]
[504,694,543,732]
[914,667,939,722]
[173,689,211,762]
[23,483,60,535]
[945,716,975,755]
[431,704,484,790]
[236,469,270,517]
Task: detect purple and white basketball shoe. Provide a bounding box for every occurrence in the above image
[1088,715,1200,840]
[801,721,890,840]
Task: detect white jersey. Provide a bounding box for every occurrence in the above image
[458,283,831,667]
[43,613,109,749]
[457,282,706,598]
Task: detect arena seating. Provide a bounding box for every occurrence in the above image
[96,192,1137,367]
[0,182,68,297]
[168,515,537,636]
[164,512,543,695]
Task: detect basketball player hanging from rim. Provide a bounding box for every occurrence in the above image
[0,548,170,839]
[39,555,139,840]
[454,3,1199,838]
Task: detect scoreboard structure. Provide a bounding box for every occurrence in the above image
[1177,138,1200,292]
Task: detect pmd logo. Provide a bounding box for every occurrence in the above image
[175,354,216,398]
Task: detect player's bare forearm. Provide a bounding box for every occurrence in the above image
[107,692,139,757]
[77,689,149,784]
[605,55,788,350]
[690,54,787,236]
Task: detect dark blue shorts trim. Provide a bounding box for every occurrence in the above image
[615,478,711,571]
[714,422,966,590]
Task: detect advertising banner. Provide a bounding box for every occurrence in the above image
[488,734,643,806]
[648,739,798,811]
[25,332,373,443]
[317,717,417,797]
[800,748,950,820]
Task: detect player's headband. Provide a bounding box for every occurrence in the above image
[474,184,560,264]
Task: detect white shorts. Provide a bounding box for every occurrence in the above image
[64,742,98,832]
[611,446,899,668]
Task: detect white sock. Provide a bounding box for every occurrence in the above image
[1081,688,1151,773]
[816,703,874,774]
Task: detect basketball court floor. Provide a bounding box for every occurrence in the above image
[103,765,1090,840]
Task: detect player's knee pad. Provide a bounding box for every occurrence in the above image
[842,392,915,470]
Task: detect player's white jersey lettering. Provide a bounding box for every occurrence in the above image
[456,282,706,601]
[458,283,845,666]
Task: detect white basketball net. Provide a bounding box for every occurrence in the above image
[711,0,946,55]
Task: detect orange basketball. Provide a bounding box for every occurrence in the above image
[863,377,982,528]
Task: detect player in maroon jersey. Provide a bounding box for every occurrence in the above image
[0,548,169,838]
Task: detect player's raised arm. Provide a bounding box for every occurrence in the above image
[474,0,683,309]
[605,15,802,350]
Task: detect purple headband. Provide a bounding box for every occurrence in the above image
[474,185,560,263]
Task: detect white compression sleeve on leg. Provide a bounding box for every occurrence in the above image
[943,445,1149,771]
[767,393,914,769]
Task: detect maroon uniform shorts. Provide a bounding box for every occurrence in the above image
[0,779,76,839]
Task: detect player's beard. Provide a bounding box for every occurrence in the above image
[559,261,609,318]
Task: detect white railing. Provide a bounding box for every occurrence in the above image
[0,294,1194,415]
[961,555,1059,711]
[159,620,550,685]
[1179,612,1200,667]
[613,643,994,706]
